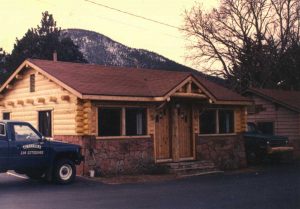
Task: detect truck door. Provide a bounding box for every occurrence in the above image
[0,123,8,171]
[9,123,48,170]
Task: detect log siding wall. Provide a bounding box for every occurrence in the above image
[0,68,78,135]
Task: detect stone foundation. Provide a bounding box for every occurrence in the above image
[54,135,154,176]
[196,134,247,170]
[54,133,246,176]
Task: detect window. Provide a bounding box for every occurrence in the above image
[98,107,147,137]
[3,112,10,120]
[38,111,52,137]
[0,124,5,136]
[126,108,146,136]
[219,110,234,134]
[30,74,35,92]
[257,122,274,135]
[14,124,40,141]
[200,110,216,134]
[200,109,235,134]
[98,108,121,136]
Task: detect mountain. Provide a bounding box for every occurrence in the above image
[61,28,196,72]
[0,28,224,85]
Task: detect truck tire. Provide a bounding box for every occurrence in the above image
[53,159,76,184]
[26,171,45,180]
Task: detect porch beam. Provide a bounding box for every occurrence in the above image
[172,92,207,99]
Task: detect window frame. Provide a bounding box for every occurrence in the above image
[199,108,236,135]
[97,106,149,138]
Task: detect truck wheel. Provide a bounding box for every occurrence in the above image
[26,171,45,180]
[54,159,76,184]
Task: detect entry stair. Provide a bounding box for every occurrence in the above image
[165,160,223,177]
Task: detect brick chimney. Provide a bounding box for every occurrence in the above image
[53,51,58,62]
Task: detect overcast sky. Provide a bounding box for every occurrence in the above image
[0,0,218,68]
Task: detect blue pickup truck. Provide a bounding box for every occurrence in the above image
[0,120,83,184]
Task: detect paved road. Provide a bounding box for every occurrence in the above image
[0,163,299,209]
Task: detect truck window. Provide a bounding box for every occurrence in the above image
[0,124,5,136]
[13,124,40,141]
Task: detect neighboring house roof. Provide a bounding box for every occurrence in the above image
[0,59,251,104]
[246,88,300,112]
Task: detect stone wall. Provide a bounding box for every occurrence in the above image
[54,135,154,176]
[196,134,247,170]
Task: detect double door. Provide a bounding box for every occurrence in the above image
[155,103,194,162]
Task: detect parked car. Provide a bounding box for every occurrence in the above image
[0,120,83,184]
[244,122,294,164]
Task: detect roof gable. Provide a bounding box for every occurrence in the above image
[246,88,300,112]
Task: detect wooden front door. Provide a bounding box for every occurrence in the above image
[177,103,194,160]
[155,103,195,162]
[155,106,172,161]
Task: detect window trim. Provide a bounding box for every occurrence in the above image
[0,123,6,137]
[97,106,148,138]
[199,108,235,135]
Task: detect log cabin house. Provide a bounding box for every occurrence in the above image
[0,59,251,175]
[245,88,300,158]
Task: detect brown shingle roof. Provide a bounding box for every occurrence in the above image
[247,88,300,112]
[27,59,250,103]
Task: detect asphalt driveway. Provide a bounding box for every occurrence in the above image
[0,162,299,209]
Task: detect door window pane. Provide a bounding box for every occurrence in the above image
[219,110,234,134]
[126,108,147,135]
[200,110,216,134]
[98,108,121,136]
[14,124,40,141]
[38,111,52,137]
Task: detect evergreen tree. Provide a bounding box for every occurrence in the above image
[4,11,86,81]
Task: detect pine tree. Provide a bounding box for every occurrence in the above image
[3,11,86,81]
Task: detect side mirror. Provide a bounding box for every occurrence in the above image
[39,136,47,142]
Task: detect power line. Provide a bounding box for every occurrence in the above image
[83,0,181,30]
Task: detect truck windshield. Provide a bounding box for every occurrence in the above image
[13,124,40,141]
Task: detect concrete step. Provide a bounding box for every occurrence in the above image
[166,161,215,169]
[164,160,222,177]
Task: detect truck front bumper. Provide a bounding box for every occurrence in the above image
[267,146,294,154]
